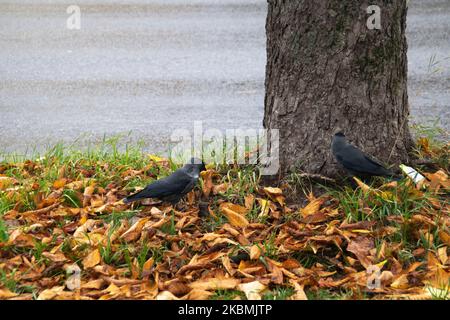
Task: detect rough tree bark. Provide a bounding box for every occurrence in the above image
[263,0,414,178]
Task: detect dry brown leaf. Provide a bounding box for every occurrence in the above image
[390,274,410,290]
[82,249,101,269]
[189,278,240,291]
[353,177,373,193]
[156,291,180,300]
[81,279,105,290]
[184,289,214,300]
[42,252,67,263]
[263,187,285,206]
[83,185,95,207]
[244,194,255,210]
[37,286,66,300]
[347,236,374,268]
[53,179,67,189]
[213,183,229,195]
[220,202,248,215]
[289,280,308,300]
[300,196,324,217]
[437,247,448,265]
[249,245,261,260]
[120,217,150,242]
[438,231,450,246]
[201,169,215,198]
[221,207,249,228]
[0,288,18,299]
[238,281,266,300]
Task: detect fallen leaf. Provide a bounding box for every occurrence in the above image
[221,207,249,228]
[0,288,18,299]
[238,281,266,300]
[53,179,67,189]
[289,280,307,300]
[189,278,240,291]
[120,217,150,242]
[300,196,324,217]
[347,236,374,268]
[391,274,409,289]
[82,249,101,269]
[249,245,261,260]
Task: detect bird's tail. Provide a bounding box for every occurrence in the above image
[123,189,146,204]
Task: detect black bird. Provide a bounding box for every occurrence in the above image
[123,157,206,205]
[331,132,396,179]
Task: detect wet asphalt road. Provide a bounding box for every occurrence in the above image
[0,0,449,155]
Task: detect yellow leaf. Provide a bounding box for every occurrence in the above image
[244,194,255,210]
[263,187,282,196]
[438,231,450,246]
[120,217,150,242]
[220,202,248,215]
[238,281,266,300]
[221,207,249,228]
[37,286,65,300]
[82,248,101,269]
[142,257,154,278]
[81,279,105,290]
[289,280,308,300]
[156,291,180,300]
[0,288,18,299]
[83,185,95,207]
[0,176,16,191]
[300,197,324,217]
[257,198,270,217]
[263,187,285,206]
[351,229,371,234]
[353,177,372,193]
[184,289,214,300]
[189,278,240,291]
[147,155,166,163]
[53,178,67,189]
[390,274,409,289]
[437,247,448,265]
[249,245,261,260]
[201,169,214,198]
[213,183,229,195]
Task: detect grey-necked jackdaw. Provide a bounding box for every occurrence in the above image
[123,157,206,205]
[332,132,396,178]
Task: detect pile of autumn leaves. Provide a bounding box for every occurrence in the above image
[0,146,449,300]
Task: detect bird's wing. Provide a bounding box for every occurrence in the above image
[146,170,194,197]
[339,145,390,175]
[126,169,194,202]
[180,178,196,195]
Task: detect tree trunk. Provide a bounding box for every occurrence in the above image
[264,0,414,178]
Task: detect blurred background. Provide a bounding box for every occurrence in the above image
[0,0,449,155]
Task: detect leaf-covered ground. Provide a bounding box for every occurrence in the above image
[0,137,449,300]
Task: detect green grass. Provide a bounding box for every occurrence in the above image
[263,286,295,300]
[326,179,436,222]
[0,217,8,242]
[0,132,448,300]
[306,288,361,300]
[210,289,246,300]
